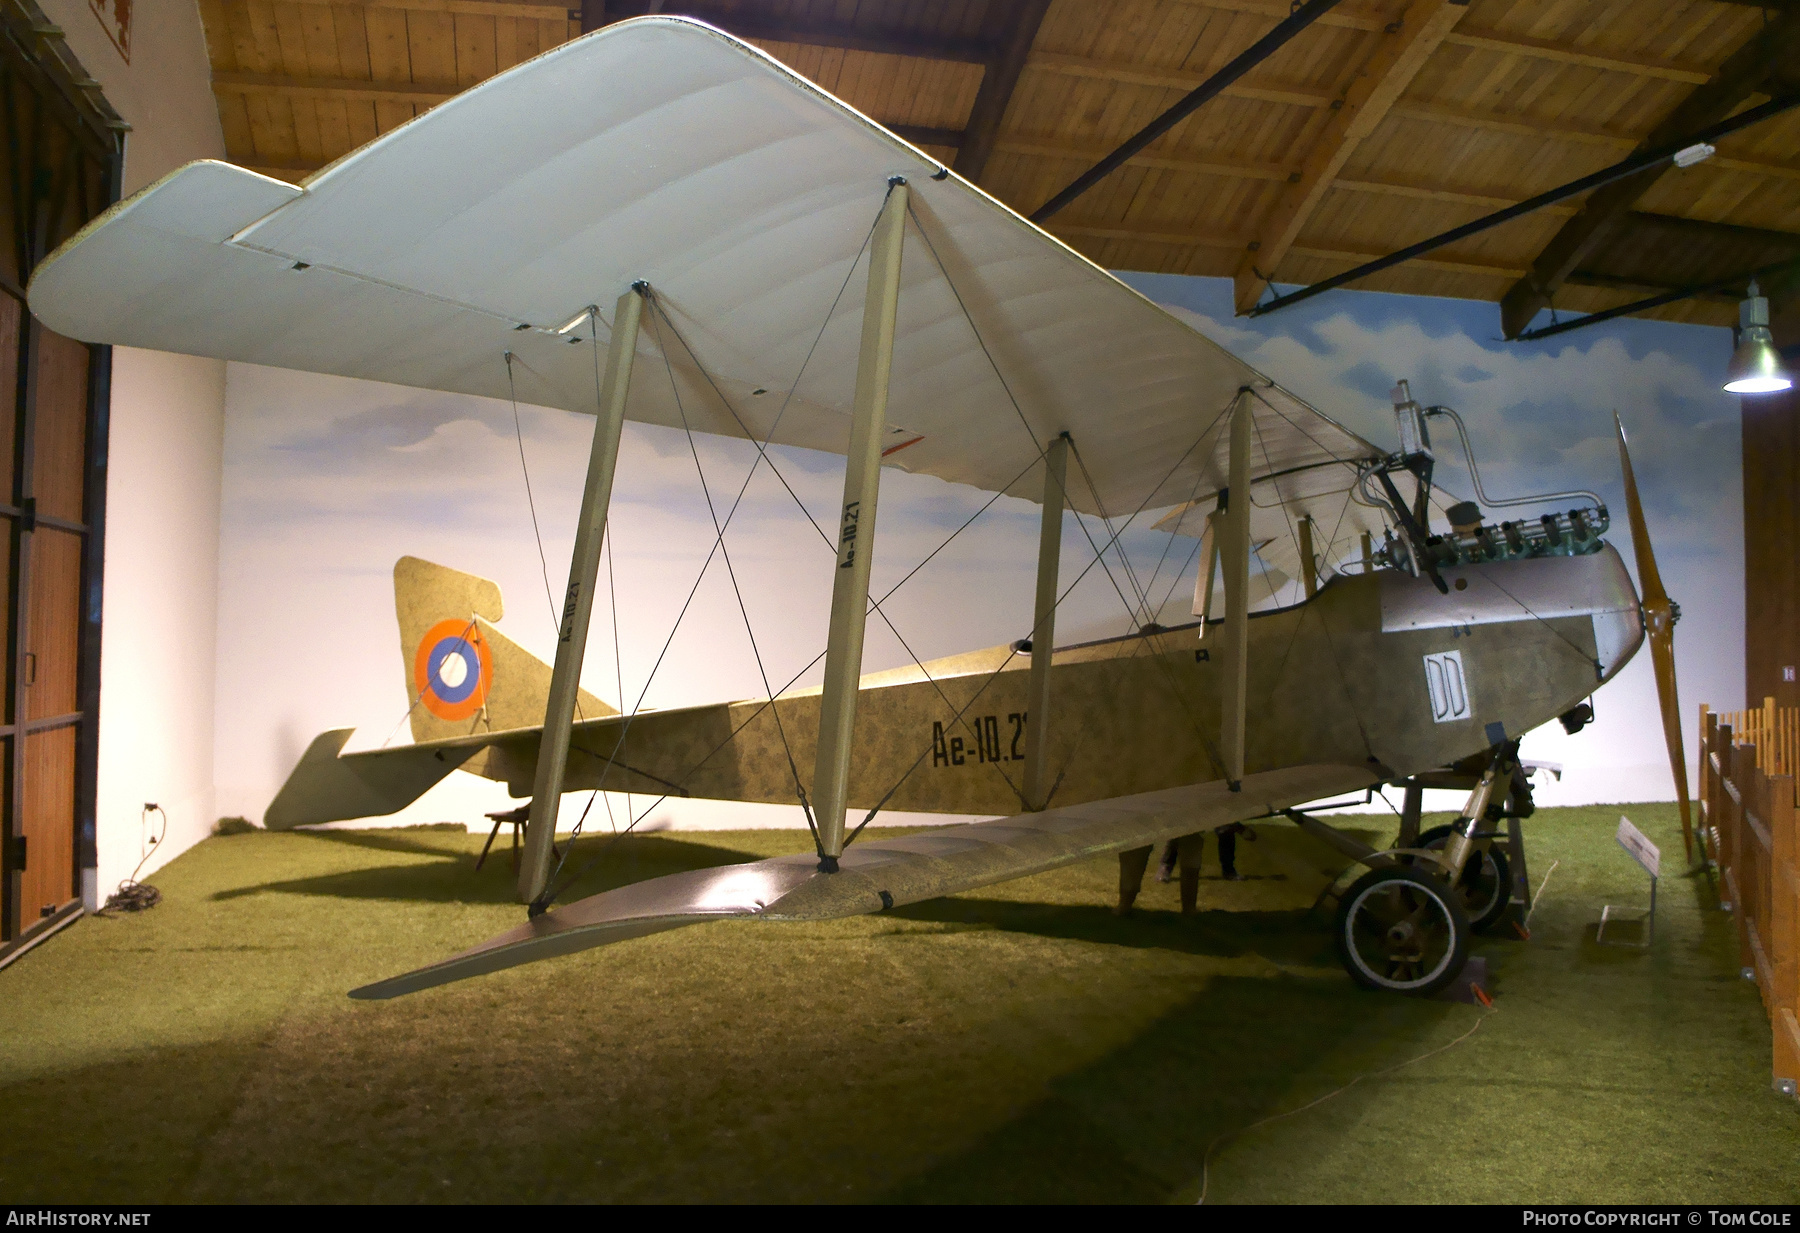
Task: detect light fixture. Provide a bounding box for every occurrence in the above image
[1672,142,1715,169]
[1723,280,1793,394]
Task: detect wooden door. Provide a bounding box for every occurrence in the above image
[0,12,120,952]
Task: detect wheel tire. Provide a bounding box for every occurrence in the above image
[1416,824,1512,933]
[1334,867,1470,996]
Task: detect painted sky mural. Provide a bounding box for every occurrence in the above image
[213,272,1748,830]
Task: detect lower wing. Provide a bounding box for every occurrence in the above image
[351,762,1373,999]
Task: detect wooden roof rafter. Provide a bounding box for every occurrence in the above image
[953,0,1052,183]
[1499,6,1800,336]
[1232,0,1471,314]
[191,0,1800,333]
[580,2,995,62]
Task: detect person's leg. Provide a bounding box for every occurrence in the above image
[1156,838,1180,882]
[1176,832,1205,914]
[1218,827,1240,880]
[1116,845,1153,915]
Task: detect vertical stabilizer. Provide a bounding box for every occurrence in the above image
[394,556,616,745]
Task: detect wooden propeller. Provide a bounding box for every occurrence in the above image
[1615,413,1695,863]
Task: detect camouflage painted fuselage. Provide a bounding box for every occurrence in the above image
[457,546,1642,815]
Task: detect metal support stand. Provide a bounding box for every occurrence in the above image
[1022,434,1068,810]
[1506,812,1532,918]
[1397,780,1423,848]
[1599,814,1659,947]
[1218,392,1252,787]
[518,283,644,906]
[811,179,909,868]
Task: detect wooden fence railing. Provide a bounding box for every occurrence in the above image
[1707,697,1800,778]
[1698,706,1799,1095]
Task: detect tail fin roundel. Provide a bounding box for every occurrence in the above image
[394,556,616,742]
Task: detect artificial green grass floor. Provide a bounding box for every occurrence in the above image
[1,803,1793,1203]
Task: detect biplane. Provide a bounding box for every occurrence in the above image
[26,16,1693,999]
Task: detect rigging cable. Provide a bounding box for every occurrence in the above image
[649,296,823,851]
[1195,1006,1495,1204]
[1068,440,1232,782]
[504,349,564,633]
[532,197,889,906]
[647,297,1048,815]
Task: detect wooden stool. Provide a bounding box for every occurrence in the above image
[476,803,532,872]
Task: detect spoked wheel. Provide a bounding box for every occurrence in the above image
[1334,867,1469,996]
[1415,824,1511,933]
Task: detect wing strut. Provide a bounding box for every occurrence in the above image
[812,178,910,869]
[1022,434,1069,809]
[1219,391,1253,788]
[519,283,645,906]
[1192,502,1220,624]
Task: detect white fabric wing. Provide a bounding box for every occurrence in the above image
[29,16,1391,521]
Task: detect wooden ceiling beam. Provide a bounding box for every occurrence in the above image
[955,0,1052,183]
[1390,101,1800,180]
[1026,52,1333,107]
[1564,270,1740,302]
[212,71,455,106]
[1050,219,1525,279]
[1440,28,1711,84]
[1038,17,1717,86]
[1140,0,1387,32]
[295,0,573,18]
[585,5,992,62]
[891,125,963,150]
[997,137,1296,181]
[1287,243,1523,279]
[1332,176,1578,216]
[1030,0,1345,222]
[1046,221,1253,249]
[1499,7,1800,338]
[1232,0,1470,314]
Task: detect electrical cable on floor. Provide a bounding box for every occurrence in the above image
[100,804,167,916]
[1525,859,1559,927]
[1195,1004,1496,1204]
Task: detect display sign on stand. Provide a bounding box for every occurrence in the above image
[1598,814,1658,947]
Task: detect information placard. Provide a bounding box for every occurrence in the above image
[1615,815,1660,879]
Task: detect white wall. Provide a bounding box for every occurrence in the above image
[35,0,227,899]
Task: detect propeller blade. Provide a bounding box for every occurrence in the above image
[1615,414,1694,863]
[1615,413,1669,608]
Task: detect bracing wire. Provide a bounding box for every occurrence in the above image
[648,298,823,850]
[1065,439,1232,782]
[1138,451,1214,626]
[504,350,563,634]
[377,614,482,749]
[533,199,888,906]
[647,293,1047,819]
[1195,1006,1495,1204]
[902,199,1044,457]
[603,528,626,835]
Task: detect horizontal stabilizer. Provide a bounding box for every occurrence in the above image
[350,762,1372,999]
[265,729,479,829]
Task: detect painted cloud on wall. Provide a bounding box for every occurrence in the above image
[213,273,1746,829]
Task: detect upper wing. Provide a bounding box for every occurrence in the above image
[349,762,1373,998]
[28,16,1385,521]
